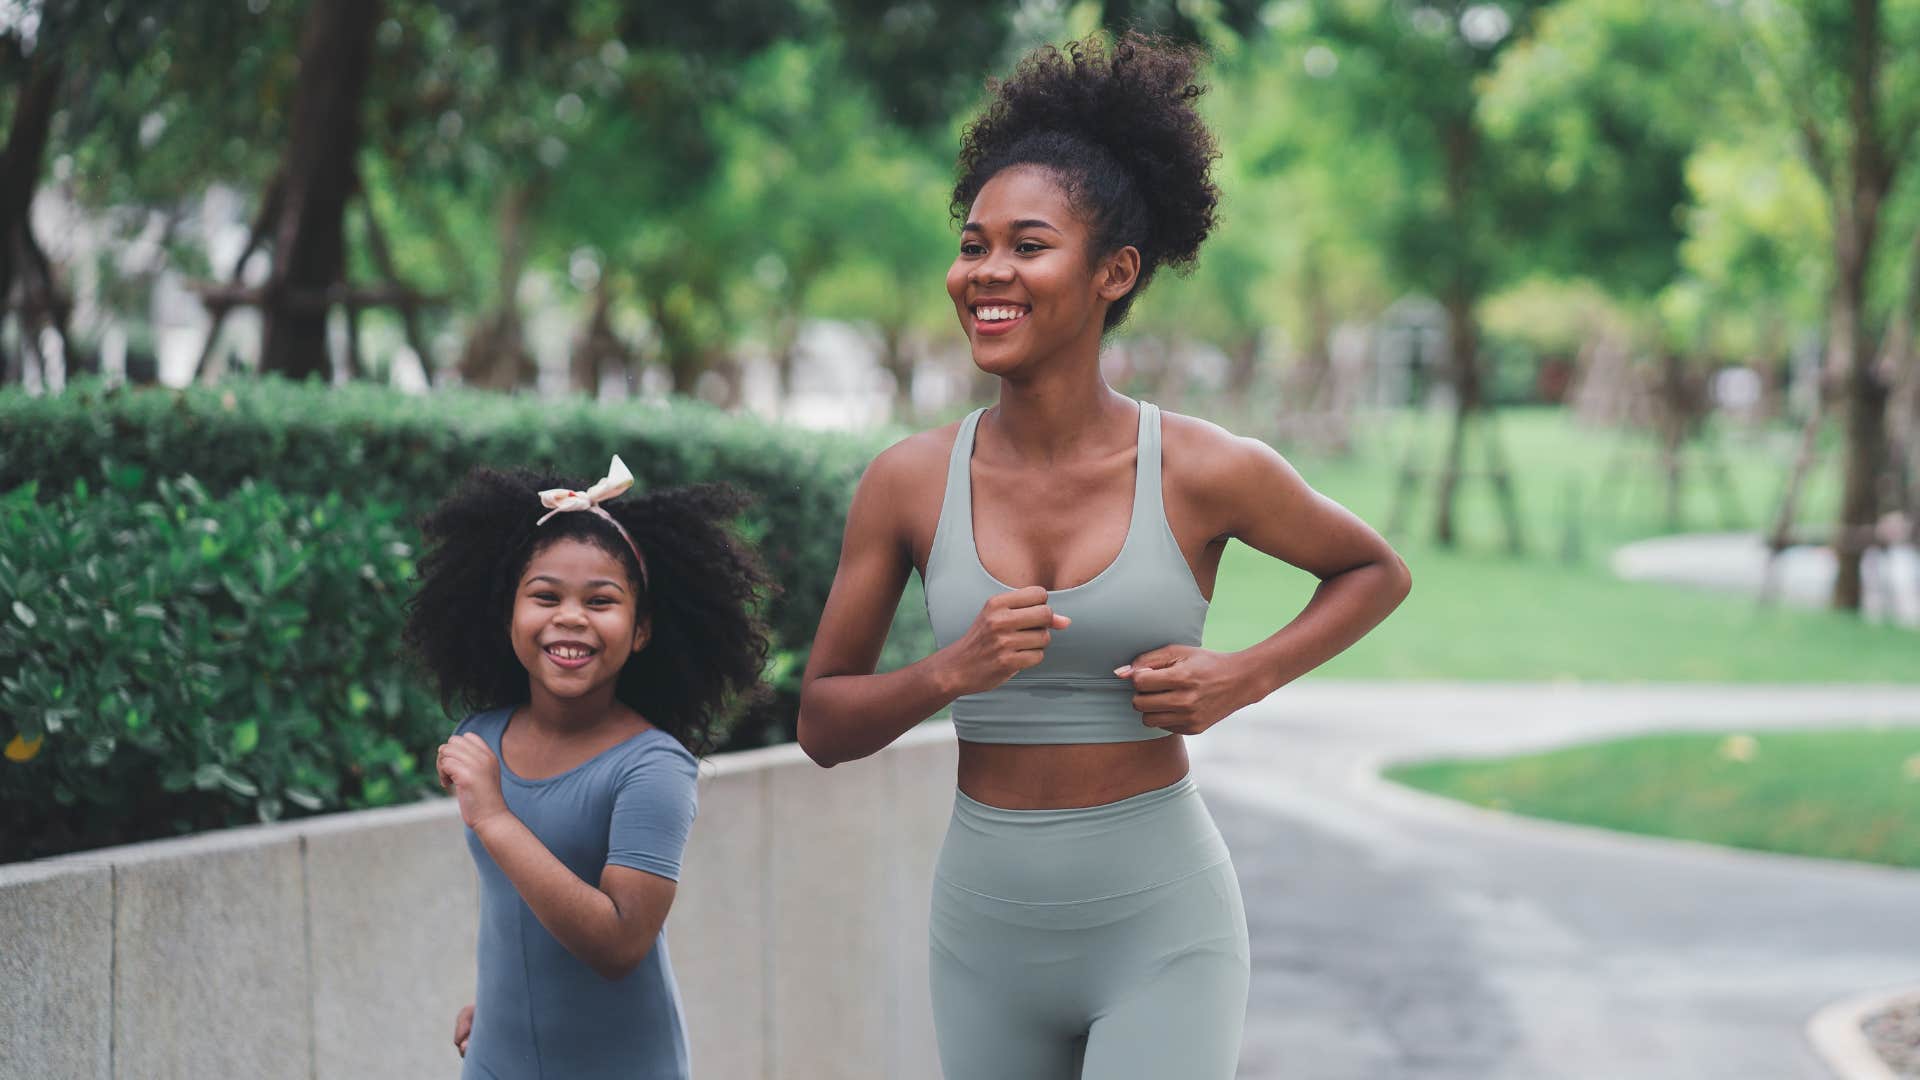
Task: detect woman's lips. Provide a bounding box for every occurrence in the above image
[972,307,1029,336]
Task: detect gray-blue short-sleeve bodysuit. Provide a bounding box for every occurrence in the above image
[455,706,699,1080]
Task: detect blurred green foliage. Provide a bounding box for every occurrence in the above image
[0,475,437,861]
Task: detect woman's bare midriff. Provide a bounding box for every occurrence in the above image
[956,736,1190,809]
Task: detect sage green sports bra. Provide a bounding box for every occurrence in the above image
[922,401,1210,744]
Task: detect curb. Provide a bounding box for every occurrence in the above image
[1808,984,1920,1080]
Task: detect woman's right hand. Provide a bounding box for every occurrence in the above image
[940,586,1070,696]
[453,1003,474,1057]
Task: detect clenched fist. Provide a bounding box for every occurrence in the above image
[941,586,1071,697]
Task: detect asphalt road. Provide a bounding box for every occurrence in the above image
[1187,682,1920,1080]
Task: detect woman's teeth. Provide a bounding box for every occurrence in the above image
[546,645,594,659]
[976,306,1025,321]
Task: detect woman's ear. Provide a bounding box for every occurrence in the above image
[632,614,652,653]
[1096,245,1141,302]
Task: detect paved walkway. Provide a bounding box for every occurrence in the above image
[1612,531,1920,627]
[1188,682,1920,1079]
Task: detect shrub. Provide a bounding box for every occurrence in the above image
[0,476,442,862]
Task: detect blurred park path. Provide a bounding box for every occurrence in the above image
[1613,533,1920,628]
[1192,682,1920,1079]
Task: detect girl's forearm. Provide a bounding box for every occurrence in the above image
[798,650,964,767]
[471,811,649,978]
[1235,558,1411,698]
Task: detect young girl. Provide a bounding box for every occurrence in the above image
[797,33,1410,1079]
[406,457,770,1080]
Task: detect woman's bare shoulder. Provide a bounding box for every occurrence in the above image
[1157,408,1288,494]
[862,418,967,493]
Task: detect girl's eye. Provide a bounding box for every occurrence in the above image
[960,242,986,256]
[532,592,560,602]
[589,597,616,607]
[1016,241,1045,254]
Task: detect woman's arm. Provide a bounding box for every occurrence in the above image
[1123,424,1412,732]
[797,439,1065,767]
[797,443,961,767]
[1216,435,1411,691]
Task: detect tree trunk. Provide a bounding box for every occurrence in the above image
[1827,0,1896,611]
[877,323,916,421]
[650,296,704,397]
[1885,227,1920,522]
[1431,108,1492,549]
[1433,286,1481,547]
[259,0,380,381]
[0,52,62,383]
[459,184,538,390]
[569,281,631,396]
[1831,250,1888,609]
[1656,352,1688,530]
[772,309,802,406]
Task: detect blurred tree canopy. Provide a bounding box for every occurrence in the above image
[6,0,1920,606]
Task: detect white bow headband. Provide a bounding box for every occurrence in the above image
[536,455,648,587]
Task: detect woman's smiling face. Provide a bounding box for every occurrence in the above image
[509,538,648,701]
[946,166,1138,377]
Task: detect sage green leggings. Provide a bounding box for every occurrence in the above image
[929,775,1250,1079]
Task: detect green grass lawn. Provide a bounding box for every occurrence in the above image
[1203,407,1919,682]
[1385,728,1920,869]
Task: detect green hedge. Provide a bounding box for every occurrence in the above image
[0,379,922,680]
[0,379,931,710]
[0,381,932,861]
[0,477,444,862]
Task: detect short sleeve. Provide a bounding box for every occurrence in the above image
[605,739,699,881]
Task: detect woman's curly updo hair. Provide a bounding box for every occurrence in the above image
[404,467,773,757]
[952,31,1221,332]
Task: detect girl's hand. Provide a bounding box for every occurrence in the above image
[453,1002,474,1058]
[941,586,1071,697]
[1118,645,1261,736]
[437,733,509,830]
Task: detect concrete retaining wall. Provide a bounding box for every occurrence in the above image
[0,723,957,1080]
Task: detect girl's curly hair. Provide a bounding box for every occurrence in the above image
[404,467,773,757]
[952,31,1222,332]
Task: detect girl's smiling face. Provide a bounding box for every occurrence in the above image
[509,538,649,700]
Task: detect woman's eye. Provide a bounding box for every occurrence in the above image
[960,242,985,256]
[589,597,616,607]
[1016,241,1045,254]
[533,592,559,603]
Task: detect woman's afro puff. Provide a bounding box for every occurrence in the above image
[403,466,773,758]
[952,31,1221,331]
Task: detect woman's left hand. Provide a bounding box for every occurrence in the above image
[1118,645,1264,736]
[437,733,509,830]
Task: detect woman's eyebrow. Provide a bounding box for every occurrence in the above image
[961,219,1062,234]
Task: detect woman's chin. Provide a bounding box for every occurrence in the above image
[970,346,1033,379]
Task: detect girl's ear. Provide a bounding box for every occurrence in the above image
[632,613,652,653]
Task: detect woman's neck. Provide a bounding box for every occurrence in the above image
[988,364,1135,463]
